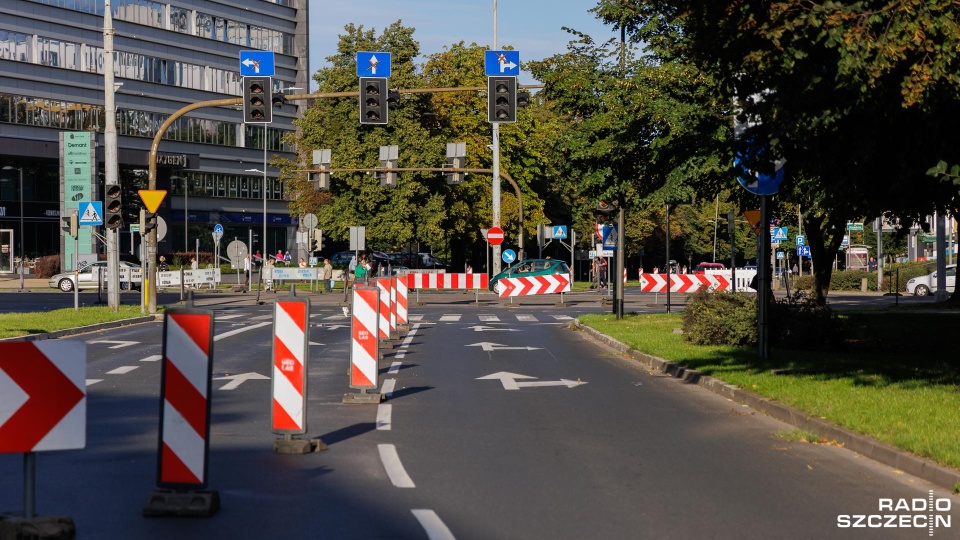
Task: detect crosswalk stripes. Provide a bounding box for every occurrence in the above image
[213,310,574,325]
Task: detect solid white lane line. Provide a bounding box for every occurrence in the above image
[86,379,103,387]
[217,313,243,320]
[214,321,271,341]
[388,362,402,375]
[376,404,392,430]
[381,378,396,397]
[411,509,456,540]
[106,366,138,375]
[378,444,415,488]
[140,354,162,362]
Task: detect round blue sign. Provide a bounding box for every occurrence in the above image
[502,249,516,264]
[213,223,224,233]
[735,155,784,196]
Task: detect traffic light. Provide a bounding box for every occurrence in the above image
[271,93,286,109]
[359,77,388,125]
[387,90,401,110]
[517,90,531,108]
[310,149,331,191]
[139,209,157,234]
[243,76,272,123]
[61,213,78,238]
[311,229,324,253]
[104,184,122,229]
[488,76,517,123]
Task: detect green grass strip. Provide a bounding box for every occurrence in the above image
[0,305,154,339]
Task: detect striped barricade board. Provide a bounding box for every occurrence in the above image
[638,273,733,293]
[271,298,309,435]
[407,273,488,290]
[495,274,571,297]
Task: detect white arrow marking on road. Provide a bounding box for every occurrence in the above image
[477,372,587,391]
[499,60,517,72]
[214,372,269,390]
[467,342,542,352]
[214,321,271,341]
[89,340,139,349]
[464,325,519,332]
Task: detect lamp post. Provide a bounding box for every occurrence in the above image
[2,166,24,292]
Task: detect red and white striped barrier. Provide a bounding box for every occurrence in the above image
[638,273,732,293]
[395,274,408,325]
[407,273,488,290]
[271,298,309,435]
[157,309,214,489]
[376,278,392,339]
[496,274,571,297]
[389,277,398,334]
[350,287,380,390]
[0,341,86,453]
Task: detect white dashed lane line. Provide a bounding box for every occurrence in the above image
[106,366,138,375]
[140,354,162,362]
[378,444,415,488]
[411,509,456,540]
[380,378,396,398]
[376,404,392,430]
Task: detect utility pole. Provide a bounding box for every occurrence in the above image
[104,0,120,310]
[491,0,502,274]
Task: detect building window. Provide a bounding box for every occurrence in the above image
[0,30,31,62]
[170,6,189,34]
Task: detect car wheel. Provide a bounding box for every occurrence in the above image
[121,282,131,290]
[58,278,74,292]
[914,284,930,297]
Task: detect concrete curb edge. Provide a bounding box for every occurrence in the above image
[573,319,960,491]
[0,315,162,342]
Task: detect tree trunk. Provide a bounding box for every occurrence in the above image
[803,214,845,305]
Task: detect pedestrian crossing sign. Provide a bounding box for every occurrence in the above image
[78,201,103,226]
[772,227,788,241]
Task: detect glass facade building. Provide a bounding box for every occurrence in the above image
[0,0,309,267]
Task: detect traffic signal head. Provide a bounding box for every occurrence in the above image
[488,76,517,123]
[359,77,388,125]
[243,76,273,123]
[61,212,78,238]
[387,90,401,110]
[104,184,122,229]
[139,209,157,234]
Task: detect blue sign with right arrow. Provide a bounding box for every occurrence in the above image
[485,50,520,76]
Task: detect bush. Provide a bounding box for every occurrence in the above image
[33,255,61,279]
[682,289,757,346]
[770,291,845,351]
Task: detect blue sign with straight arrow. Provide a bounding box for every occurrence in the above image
[356,52,392,78]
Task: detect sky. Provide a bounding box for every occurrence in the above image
[308,0,620,88]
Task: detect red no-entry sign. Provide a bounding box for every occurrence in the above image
[488,227,504,245]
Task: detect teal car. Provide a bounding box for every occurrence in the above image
[488,259,571,291]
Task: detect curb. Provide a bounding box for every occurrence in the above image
[0,315,161,342]
[573,319,960,492]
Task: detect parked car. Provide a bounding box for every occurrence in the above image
[488,258,571,292]
[48,261,140,292]
[694,262,726,274]
[330,251,355,265]
[906,264,956,296]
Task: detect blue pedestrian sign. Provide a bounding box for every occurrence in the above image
[552,225,568,239]
[797,245,811,257]
[776,251,785,260]
[78,201,103,226]
[502,249,516,264]
[601,225,618,250]
[356,52,392,78]
[485,50,520,76]
[239,51,276,77]
[772,227,788,242]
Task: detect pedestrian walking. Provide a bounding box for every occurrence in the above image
[158,256,169,272]
[243,254,250,287]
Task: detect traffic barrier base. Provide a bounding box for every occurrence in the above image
[274,437,327,454]
[0,514,76,539]
[143,490,220,517]
[342,390,383,404]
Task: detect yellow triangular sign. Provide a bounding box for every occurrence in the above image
[139,190,167,214]
[743,209,761,235]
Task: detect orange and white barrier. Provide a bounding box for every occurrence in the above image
[389,277,398,334]
[395,274,408,325]
[157,309,214,489]
[407,273,488,290]
[350,287,380,390]
[496,274,571,297]
[271,298,309,435]
[375,278,392,339]
[638,273,732,293]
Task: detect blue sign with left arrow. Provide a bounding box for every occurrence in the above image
[239,51,275,77]
[485,50,520,76]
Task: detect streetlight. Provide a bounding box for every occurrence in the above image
[2,166,24,292]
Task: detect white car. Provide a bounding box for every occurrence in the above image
[48,261,140,292]
[905,264,956,296]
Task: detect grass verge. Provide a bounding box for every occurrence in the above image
[0,305,155,339]
[578,311,960,471]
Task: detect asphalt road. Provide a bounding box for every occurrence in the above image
[1,292,957,539]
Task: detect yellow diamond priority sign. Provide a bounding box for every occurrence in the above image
[138,190,167,214]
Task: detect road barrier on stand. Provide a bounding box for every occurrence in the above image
[375,278,392,339]
[271,298,309,435]
[406,273,488,290]
[389,277,398,335]
[145,308,219,517]
[395,274,408,326]
[638,273,734,293]
[343,287,383,404]
[495,274,571,297]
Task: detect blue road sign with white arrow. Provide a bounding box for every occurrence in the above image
[552,225,568,239]
[797,245,811,257]
[239,51,275,77]
[78,201,103,226]
[502,249,516,264]
[356,52,392,78]
[485,50,520,76]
